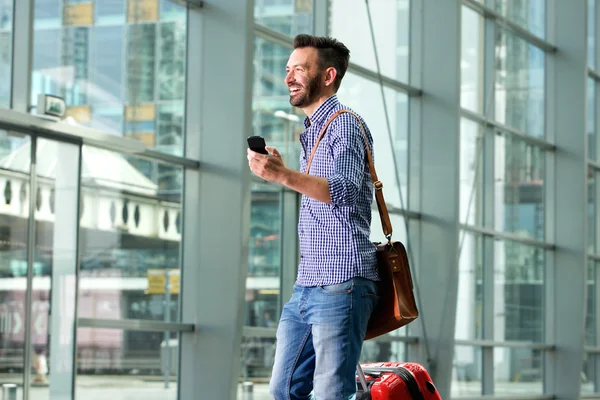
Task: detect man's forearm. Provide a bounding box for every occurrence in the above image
[279,169,332,204]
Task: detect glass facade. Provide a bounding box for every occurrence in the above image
[0,1,596,399]
[31,0,187,160]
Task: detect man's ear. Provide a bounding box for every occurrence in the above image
[324,67,337,87]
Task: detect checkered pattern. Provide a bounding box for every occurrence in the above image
[296,95,379,287]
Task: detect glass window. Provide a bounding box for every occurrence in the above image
[590,167,596,254]
[91,25,124,103]
[0,131,30,389]
[461,6,483,113]
[95,0,125,24]
[493,240,545,343]
[583,353,597,394]
[460,119,484,226]
[157,103,184,156]
[127,24,156,104]
[0,0,12,109]
[254,0,313,37]
[495,0,545,39]
[329,0,410,82]
[32,0,187,156]
[451,345,482,397]
[360,339,406,364]
[589,78,596,161]
[494,347,543,395]
[495,30,545,138]
[253,38,303,170]
[590,0,596,69]
[494,133,545,241]
[34,0,60,23]
[241,185,282,379]
[338,73,409,210]
[75,329,179,399]
[455,232,483,341]
[78,148,182,323]
[586,261,596,346]
[158,22,186,102]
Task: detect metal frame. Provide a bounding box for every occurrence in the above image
[461,109,557,152]
[453,396,553,400]
[460,224,555,250]
[78,318,195,332]
[455,339,555,351]
[11,0,34,113]
[22,138,36,400]
[0,108,200,168]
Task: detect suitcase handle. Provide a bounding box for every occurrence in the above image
[356,365,369,392]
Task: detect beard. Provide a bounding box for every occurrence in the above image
[289,74,321,108]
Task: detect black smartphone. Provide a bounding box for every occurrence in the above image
[247,135,268,155]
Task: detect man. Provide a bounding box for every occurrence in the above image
[247,34,379,400]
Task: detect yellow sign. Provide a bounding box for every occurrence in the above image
[146,269,180,295]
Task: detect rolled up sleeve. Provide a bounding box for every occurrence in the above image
[327,116,367,207]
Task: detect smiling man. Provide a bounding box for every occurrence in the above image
[247,34,379,400]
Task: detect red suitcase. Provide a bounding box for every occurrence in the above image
[356,362,442,400]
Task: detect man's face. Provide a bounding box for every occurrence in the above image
[285,47,324,108]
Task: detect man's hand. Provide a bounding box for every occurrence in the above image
[247,146,288,184]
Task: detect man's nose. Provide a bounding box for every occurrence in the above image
[285,71,294,85]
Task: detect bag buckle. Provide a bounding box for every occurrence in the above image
[374,181,383,191]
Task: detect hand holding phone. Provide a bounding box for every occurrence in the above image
[247,136,268,155]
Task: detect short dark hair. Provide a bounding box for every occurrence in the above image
[293,34,350,91]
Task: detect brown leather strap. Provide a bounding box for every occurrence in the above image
[305,110,393,239]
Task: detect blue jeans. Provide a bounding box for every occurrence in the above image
[269,277,379,400]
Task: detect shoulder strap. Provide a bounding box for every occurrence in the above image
[305,110,393,240]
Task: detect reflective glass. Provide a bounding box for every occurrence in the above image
[589,78,596,161]
[455,232,483,341]
[253,38,304,171]
[461,6,483,113]
[494,347,543,395]
[586,261,596,346]
[460,119,484,226]
[32,0,187,156]
[0,0,11,108]
[95,0,125,25]
[77,147,182,322]
[359,340,406,364]
[495,0,545,39]
[451,345,482,397]
[338,73,409,210]
[75,328,178,400]
[590,167,596,254]
[582,352,597,393]
[590,0,596,69]
[254,0,312,37]
[246,185,282,324]
[494,134,545,241]
[0,131,30,391]
[495,30,545,138]
[330,0,410,82]
[493,240,544,343]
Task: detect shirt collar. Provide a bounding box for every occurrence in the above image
[303,94,339,129]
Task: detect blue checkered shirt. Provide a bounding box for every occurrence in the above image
[296,95,379,287]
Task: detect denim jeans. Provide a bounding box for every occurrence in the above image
[269,277,379,400]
